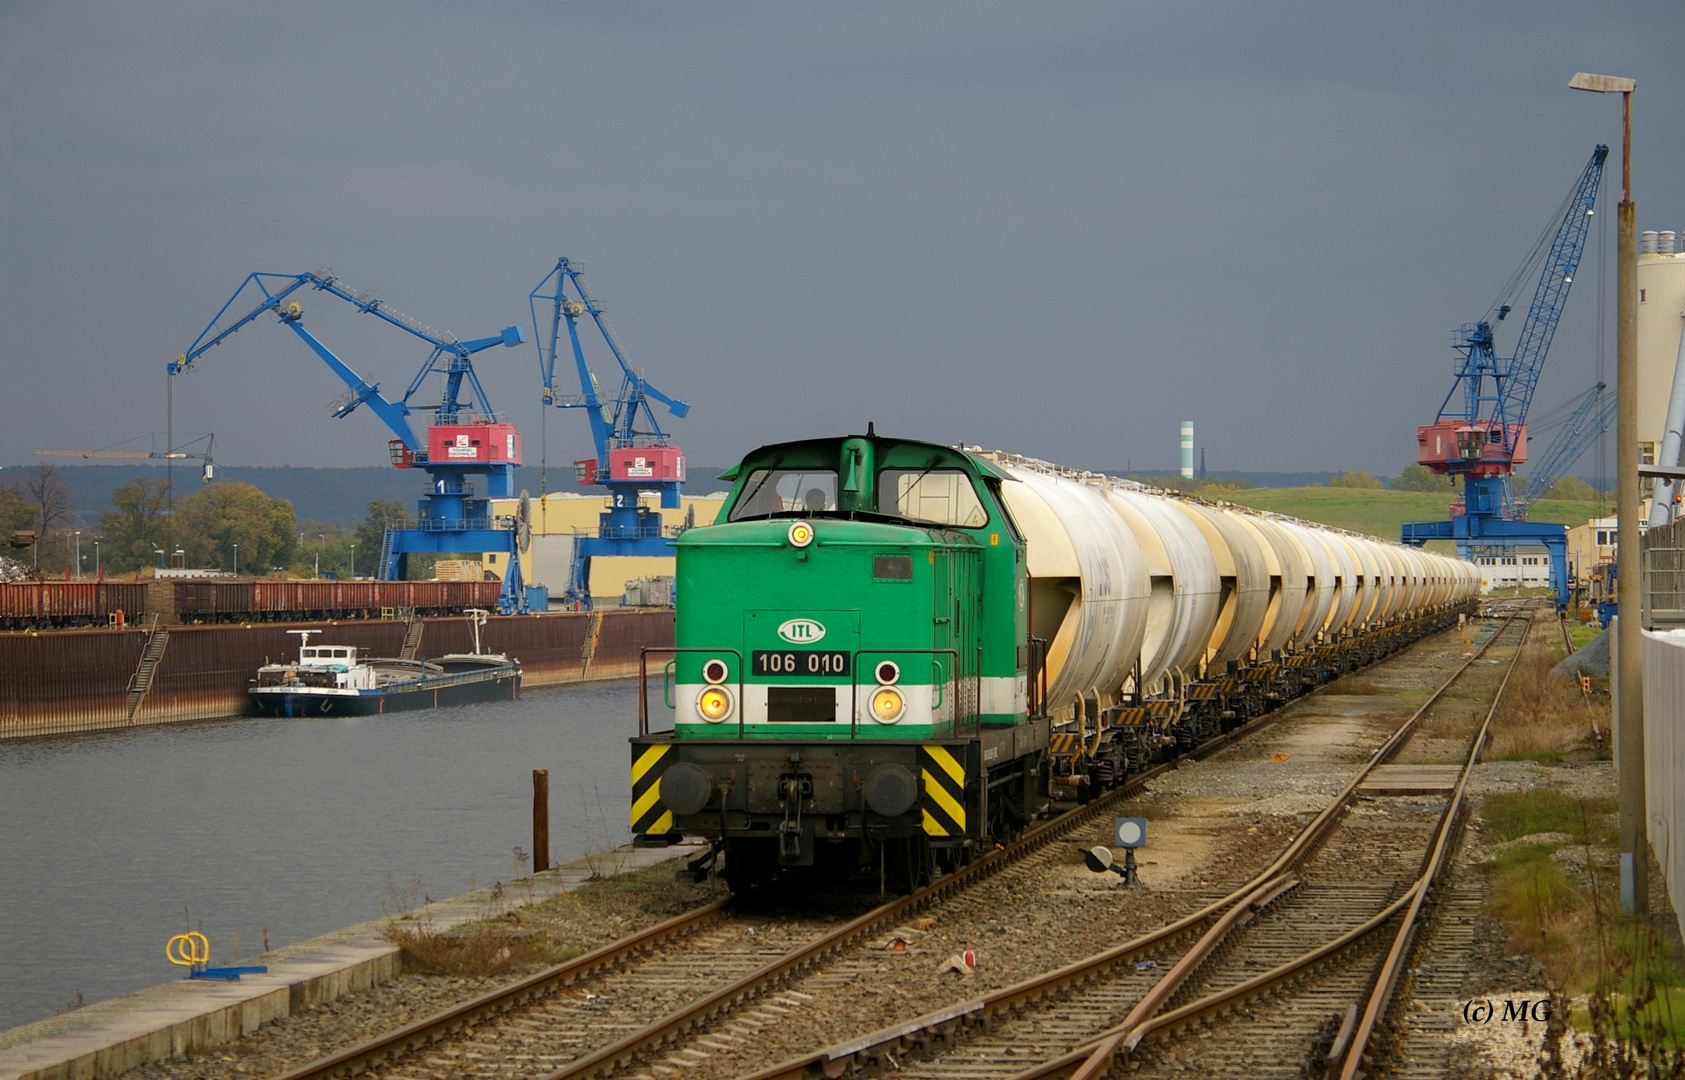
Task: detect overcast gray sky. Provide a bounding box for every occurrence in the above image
[3,2,1681,479]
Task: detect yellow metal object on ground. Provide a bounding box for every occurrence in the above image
[166,932,210,968]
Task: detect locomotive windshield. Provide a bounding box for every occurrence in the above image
[728,469,838,520]
[877,468,988,527]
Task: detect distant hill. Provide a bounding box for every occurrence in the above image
[1100,469,1346,488]
[1224,487,1609,548]
[14,462,1612,542]
[7,464,736,527]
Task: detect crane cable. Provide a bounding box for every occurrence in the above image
[1483,174,1585,326]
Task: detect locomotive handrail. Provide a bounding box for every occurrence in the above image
[849,648,963,738]
[638,647,745,737]
[1027,636,1049,719]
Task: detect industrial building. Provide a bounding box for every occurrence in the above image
[482,491,725,605]
[1639,231,1685,469]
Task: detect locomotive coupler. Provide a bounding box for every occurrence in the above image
[778,767,810,862]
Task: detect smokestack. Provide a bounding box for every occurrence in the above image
[1180,421,1194,479]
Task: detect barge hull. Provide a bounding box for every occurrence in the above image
[250,670,520,717]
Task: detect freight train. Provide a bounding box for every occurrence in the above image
[629,434,1480,891]
[0,579,503,629]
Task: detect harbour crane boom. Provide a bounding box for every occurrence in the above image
[175,269,535,612]
[529,257,691,607]
[1404,145,1609,610]
[1514,381,1614,508]
[530,257,689,465]
[172,270,522,452]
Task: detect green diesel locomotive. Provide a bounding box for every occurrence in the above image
[629,433,1479,890]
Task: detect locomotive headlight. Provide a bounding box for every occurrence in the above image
[697,686,735,723]
[870,686,906,723]
[788,521,815,548]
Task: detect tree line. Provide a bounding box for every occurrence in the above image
[2,464,422,577]
[1,458,1612,578]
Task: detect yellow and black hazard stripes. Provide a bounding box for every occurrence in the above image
[630,743,674,835]
[919,744,968,837]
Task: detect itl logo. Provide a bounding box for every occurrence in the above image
[777,618,826,644]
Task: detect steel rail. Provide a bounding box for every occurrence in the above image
[531,672,1326,1080]
[267,898,735,1080]
[736,611,1513,1080]
[1006,885,1425,1080]
[270,615,1390,1080]
[1047,611,1528,1080]
[540,610,1474,1080]
[1335,609,1533,1079]
[1038,611,1533,1080]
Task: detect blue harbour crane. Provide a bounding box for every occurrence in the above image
[172,268,535,612]
[1402,145,1608,610]
[1513,380,1615,510]
[530,257,690,607]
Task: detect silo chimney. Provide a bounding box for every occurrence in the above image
[1180,421,1194,479]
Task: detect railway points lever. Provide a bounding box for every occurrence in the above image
[1084,816,1146,886]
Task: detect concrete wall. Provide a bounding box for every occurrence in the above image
[1639,252,1685,460]
[1643,629,1685,933]
[0,610,672,739]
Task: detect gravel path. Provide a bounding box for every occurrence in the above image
[105,622,1535,1080]
[623,624,1515,1080]
[114,859,731,1080]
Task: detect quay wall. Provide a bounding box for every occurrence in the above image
[0,610,673,739]
[1646,629,1685,934]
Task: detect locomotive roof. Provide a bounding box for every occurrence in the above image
[716,434,1005,482]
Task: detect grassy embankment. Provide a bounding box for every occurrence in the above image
[1223,487,1607,553]
[1473,629,1685,1057]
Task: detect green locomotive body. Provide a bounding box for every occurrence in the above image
[631,436,1040,887]
[629,432,1480,890]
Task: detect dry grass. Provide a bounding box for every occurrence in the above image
[1482,788,1621,992]
[1487,644,1609,763]
[381,913,579,978]
[381,859,728,979]
[1481,787,1685,1070]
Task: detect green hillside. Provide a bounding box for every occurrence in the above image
[1222,488,1608,547]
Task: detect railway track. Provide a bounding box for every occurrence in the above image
[267,616,1479,1080]
[735,605,1533,1080]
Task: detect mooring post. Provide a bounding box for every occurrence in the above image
[533,768,550,873]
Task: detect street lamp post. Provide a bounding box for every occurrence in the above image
[74,532,81,579]
[1571,70,1643,916]
[94,541,99,577]
[233,544,239,577]
[350,543,357,579]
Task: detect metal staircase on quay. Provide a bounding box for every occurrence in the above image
[125,623,170,722]
[399,617,425,661]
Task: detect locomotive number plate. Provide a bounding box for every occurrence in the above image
[752,650,851,677]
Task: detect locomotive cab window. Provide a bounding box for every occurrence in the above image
[728,469,838,520]
[877,468,987,528]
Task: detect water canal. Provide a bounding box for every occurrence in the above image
[0,679,657,1033]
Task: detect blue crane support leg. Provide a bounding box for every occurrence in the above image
[1402,516,1568,611]
[387,527,527,614]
